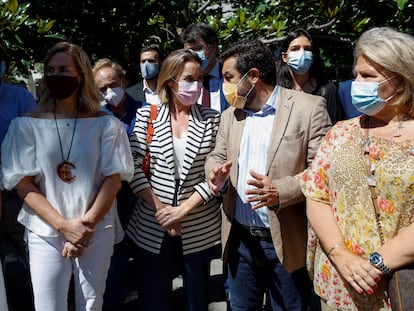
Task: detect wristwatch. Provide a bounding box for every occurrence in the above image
[369,251,393,274]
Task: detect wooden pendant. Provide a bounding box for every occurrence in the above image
[57,161,77,182]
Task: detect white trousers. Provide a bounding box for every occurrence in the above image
[0,259,8,311]
[28,228,115,311]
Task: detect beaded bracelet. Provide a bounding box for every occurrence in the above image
[326,243,345,257]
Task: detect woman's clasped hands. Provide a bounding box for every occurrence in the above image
[59,217,94,259]
[155,204,186,237]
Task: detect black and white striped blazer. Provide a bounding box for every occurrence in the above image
[126,103,221,255]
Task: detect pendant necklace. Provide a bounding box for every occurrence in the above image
[363,127,376,187]
[54,110,78,182]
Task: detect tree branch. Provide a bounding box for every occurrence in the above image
[197,0,212,14]
[308,17,337,30]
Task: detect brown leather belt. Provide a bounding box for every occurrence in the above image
[234,220,272,239]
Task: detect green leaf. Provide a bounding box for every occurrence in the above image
[7,0,19,14]
[397,0,409,10]
[354,17,371,32]
[43,20,55,32]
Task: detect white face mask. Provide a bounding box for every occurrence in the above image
[102,87,124,107]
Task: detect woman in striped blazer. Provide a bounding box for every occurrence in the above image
[126,49,221,311]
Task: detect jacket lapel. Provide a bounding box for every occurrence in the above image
[153,104,175,176]
[228,108,247,184]
[266,87,294,173]
[178,105,205,185]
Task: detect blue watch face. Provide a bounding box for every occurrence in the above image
[371,252,381,264]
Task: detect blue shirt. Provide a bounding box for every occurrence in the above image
[0,82,37,143]
[338,79,361,119]
[234,86,279,228]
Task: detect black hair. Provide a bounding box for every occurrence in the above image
[140,44,163,61]
[276,28,327,89]
[180,23,217,45]
[221,39,276,86]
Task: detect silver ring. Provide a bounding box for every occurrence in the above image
[350,273,355,279]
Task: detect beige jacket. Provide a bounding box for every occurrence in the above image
[205,86,331,273]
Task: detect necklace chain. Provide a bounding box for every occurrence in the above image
[363,125,386,244]
[53,110,78,163]
[392,117,407,138]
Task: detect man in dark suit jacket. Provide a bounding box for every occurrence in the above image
[125,45,162,105]
[181,23,229,113]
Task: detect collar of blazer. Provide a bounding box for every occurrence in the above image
[266,87,295,172]
[152,103,211,181]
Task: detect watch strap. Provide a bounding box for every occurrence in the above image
[370,252,392,274]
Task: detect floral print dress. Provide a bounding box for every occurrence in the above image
[300,117,414,310]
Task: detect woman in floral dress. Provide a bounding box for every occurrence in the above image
[300,27,414,310]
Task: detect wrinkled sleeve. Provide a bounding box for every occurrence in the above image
[100,117,134,182]
[193,112,221,203]
[299,127,335,204]
[1,118,41,190]
[205,108,231,180]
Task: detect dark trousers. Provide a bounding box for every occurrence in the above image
[137,233,211,311]
[1,191,34,310]
[103,238,128,310]
[227,224,311,311]
[103,183,138,310]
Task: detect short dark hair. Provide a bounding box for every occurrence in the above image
[140,44,162,61]
[180,23,217,45]
[221,39,276,86]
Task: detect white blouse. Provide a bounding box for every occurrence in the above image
[0,260,7,311]
[173,132,187,179]
[1,115,134,240]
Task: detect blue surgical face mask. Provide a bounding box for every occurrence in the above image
[287,50,313,74]
[351,77,396,116]
[140,61,159,80]
[196,50,209,70]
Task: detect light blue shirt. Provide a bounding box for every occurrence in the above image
[0,82,37,143]
[234,86,279,228]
